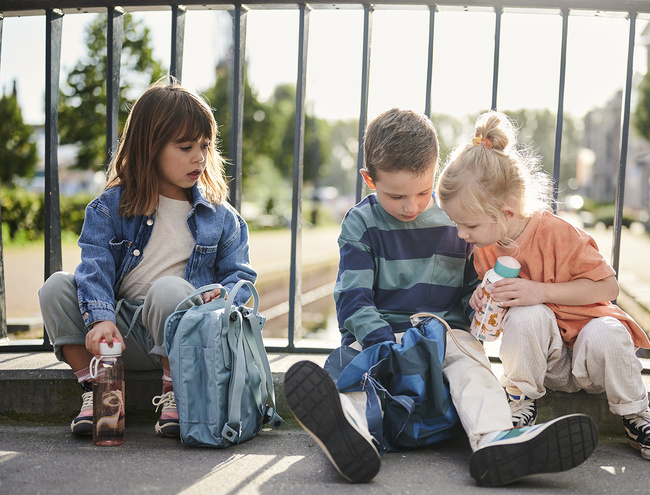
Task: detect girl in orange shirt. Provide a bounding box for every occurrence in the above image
[436,110,650,461]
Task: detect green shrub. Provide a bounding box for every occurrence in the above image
[1,186,92,241]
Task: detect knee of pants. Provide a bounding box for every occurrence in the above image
[576,316,635,357]
[38,271,74,306]
[503,304,556,342]
[143,276,197,321]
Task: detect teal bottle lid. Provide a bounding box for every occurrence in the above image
[494,256,521,278]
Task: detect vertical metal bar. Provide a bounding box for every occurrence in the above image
[491,6,502,111]
[424,5,435,117]
[229,5,247,212]
[356,4,374,204]
[170,5,186,82]
[106,7,124,168]
[552,9,569,212]
[44,9,64,281]
[42,9,64,348]
[288,4,311,349]
[0,13,6,343]
[612,11,637,276]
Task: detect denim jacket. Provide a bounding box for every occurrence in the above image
[74,184,256,330]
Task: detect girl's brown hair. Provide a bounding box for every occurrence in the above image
[105,78,228,217]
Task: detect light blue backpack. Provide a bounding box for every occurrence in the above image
[164,280,284,447]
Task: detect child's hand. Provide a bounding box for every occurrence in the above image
[469,285,484,311]
[488,278,545,307]
[86,321,125,357]
[203,288,227,303]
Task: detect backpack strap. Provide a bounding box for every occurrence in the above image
[221,281,284,444]
[173,283,227,313]
[221,310,248,444]
[242,305,284,429]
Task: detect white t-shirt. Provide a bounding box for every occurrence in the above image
[119,195,195,300]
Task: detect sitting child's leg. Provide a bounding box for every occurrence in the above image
[284,361,380,484]
[143,276,197,439]
[572,316,649,459]
[501,304,571,426]
[39,272,95,435]
[444,328,597,486]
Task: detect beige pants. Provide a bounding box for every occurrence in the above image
[344,328,513,451]
[500,304,648,416]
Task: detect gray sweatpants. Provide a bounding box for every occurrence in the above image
[38,272,201,371]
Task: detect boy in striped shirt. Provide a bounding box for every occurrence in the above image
[285,108,597,487]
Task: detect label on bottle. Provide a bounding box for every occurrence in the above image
[470,284,508,342]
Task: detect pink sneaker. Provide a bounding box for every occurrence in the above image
[70,391,93,436]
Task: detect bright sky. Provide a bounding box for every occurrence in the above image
[1,7,648,125]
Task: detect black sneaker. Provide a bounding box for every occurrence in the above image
[284,360,380,483]
[469,413,598,487]
[508,393,538,427]
[70,391,93,436]
[623,407,650,460]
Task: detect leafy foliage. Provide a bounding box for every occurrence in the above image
[0,186,91,240]
[58,13,163,171]
[635,71,650,142]
[0,86,38,183]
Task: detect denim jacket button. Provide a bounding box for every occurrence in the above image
[147,219,153,226]
[133,249,141,257]
[83,312,89,320]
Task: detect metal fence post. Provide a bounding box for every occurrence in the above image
[612,11,637,276]
[355,4,373,204]
[229,4,247,212]
[106,7,124,167]
[171,5,186,82]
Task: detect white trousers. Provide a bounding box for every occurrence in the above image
[343,329,513,451]
[500,304,648,416]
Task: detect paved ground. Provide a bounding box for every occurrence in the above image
[1,422,649,495]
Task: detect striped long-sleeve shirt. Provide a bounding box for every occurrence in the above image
[334,194,478,348]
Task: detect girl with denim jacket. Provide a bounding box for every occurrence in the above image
[39,79,256,438]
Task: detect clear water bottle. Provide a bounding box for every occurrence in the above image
[90,338,125,446]
[470,256,521,342]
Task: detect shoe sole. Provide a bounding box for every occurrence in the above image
[624,437,650,460]
[469,413,598,487]
[284,361,380,483]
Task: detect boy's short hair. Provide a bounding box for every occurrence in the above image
[363,108,439,180]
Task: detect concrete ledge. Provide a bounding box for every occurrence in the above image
[1,350,648,436]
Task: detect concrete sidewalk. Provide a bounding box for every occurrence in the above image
[1,422,649,495]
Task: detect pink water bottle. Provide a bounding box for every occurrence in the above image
[90,338,125,446]
[470,256,521,342]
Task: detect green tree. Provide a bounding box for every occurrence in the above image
[270,84,330,183]
[0,83,38,184]
[635,70,650,142]
[58,13,163,171]
[202,61,275,180]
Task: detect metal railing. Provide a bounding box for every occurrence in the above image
[1,0,650,352]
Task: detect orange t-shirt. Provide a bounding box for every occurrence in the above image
[473,211,650,349]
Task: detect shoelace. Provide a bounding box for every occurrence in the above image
[626,412,650,433]
[152,391,176,412]
[509,396,536,426]
[80,391,93,410]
